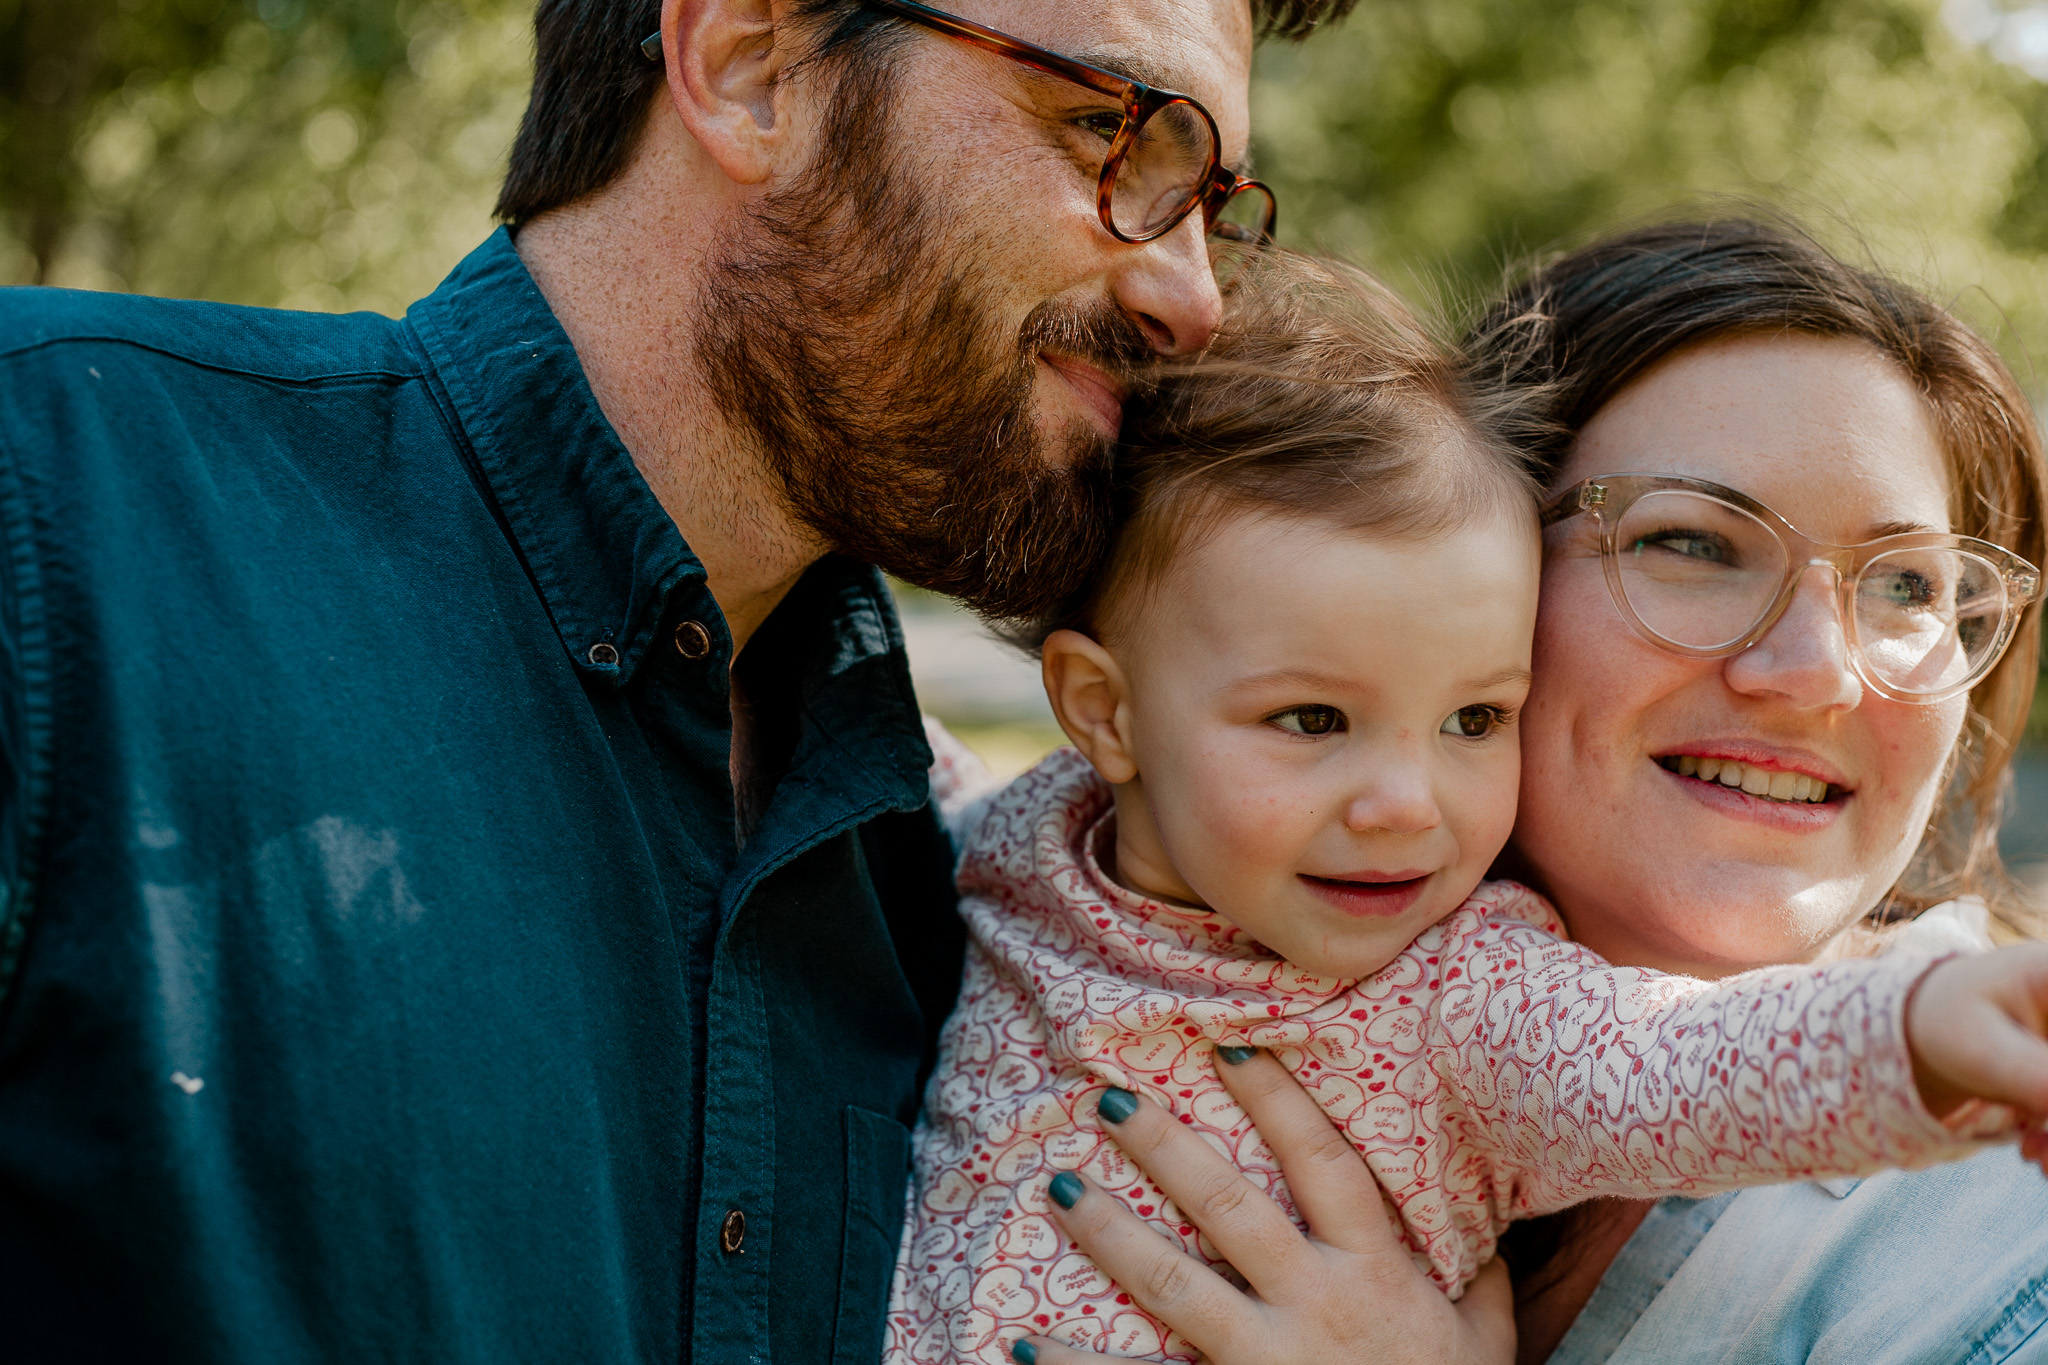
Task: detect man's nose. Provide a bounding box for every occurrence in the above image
[1107,212,1223,356]
[1723,563,1863,709]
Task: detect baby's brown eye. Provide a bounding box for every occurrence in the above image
[1273,705,1344,736]
[1441,705,1500,739]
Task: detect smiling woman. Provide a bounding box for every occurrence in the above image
[1481,230,2048,970]
[1508,333,2005,971]
[1476,216,2048,1365]
[1015,219,2048,1365]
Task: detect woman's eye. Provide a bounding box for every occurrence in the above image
[1271,705,1345,736]
[1440,705,1504,739]
[1864,568,1939,609]
[1634,529,1732,564]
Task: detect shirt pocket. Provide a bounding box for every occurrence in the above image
[832,1104,913,1365]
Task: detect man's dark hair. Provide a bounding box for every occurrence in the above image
[494,0,1356,225]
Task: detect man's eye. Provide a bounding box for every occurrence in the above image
[1440,705,1505,739]
[1271,705,1345,736]
[1076,111,1124,144]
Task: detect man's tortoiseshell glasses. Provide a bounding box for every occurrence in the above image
[641,0,1276,250]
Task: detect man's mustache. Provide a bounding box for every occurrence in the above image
[1016,299,1154,383]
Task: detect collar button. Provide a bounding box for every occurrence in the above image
[674,620,713,660]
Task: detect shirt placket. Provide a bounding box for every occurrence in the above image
[630,592,781,1365]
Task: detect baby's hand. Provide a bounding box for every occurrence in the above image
[1907,944,2048,1172]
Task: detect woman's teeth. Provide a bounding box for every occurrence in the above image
[1661,755,1830,803]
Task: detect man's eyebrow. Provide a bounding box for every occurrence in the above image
[1074,53,1254,168]
[1069,49,1185,93]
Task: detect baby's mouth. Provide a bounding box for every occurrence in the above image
[1657,755,1835,804]
[1298,872,1432,919]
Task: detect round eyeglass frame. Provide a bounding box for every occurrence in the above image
[641,1,1275,247]
[1542,473,2045,704]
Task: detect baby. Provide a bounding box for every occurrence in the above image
[884,256,2048,1365]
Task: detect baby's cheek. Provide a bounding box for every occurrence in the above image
[1452,756,1522,867]
[1180,777,1314,876]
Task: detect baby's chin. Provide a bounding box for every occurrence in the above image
[1264,874,1470,980]
[1264,915,1442,983]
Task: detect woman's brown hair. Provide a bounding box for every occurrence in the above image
[1464,216,2048,935]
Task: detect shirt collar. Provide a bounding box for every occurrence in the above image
[404,230,932,815]
[405,227,697,684]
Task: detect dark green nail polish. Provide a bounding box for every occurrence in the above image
[1217,1044,1259,1065]
[1011,1340,1038,1364]
[1097,1086,1138,1124]
[1049,1171,1084,1209]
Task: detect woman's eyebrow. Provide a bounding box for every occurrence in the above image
[1869,518,1944,538]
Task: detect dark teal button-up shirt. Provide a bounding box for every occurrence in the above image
[0,230,965,1363]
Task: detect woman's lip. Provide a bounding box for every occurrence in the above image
[1652,743,1848,789]
[1039,352,1126,437]
[1299,872,1432,919]
[1659,762,1846,830]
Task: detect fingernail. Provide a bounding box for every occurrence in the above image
[1011,1340,1038,1365]
[1217,1045,1259,1065]
[1097,1086,1138,1124]
[1048,1171,1084,1209]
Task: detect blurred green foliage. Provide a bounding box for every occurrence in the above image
[6,0,2048,368]
[0,0,527,312]
[1254,0,2048,359]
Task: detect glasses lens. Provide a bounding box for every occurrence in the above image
[1109,98,1216,239]
[1611,490,1790,649]
[1208,183,1274,289]
[1210,182,1274,242]
[1853,547,2010,695]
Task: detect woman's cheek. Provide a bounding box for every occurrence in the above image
[1858,696,1967,861]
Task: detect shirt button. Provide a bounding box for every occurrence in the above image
[719,1208,747,1254]
[587,642,620,666]
[674,620,713,660]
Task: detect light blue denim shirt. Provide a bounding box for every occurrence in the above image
[1549,1149,2048,1363]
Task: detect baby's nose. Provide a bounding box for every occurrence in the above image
[1342,766,1442,835]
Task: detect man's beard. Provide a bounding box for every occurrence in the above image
[693,54,1150,622]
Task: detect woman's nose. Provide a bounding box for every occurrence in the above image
[1341,754,1442,836]
[1722,563,1862,709]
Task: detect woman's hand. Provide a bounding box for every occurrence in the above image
[1018,1048,1514,1365]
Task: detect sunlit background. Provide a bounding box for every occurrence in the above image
[10,0,2048,883]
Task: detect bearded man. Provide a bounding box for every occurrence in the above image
[0,0,1347,1358]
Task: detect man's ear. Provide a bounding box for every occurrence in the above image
[659,0,798,186]
[1042,629,1139,785]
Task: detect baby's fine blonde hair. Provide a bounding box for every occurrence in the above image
[1004,252,1537,651]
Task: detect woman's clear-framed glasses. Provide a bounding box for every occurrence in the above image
[1543,473,2043,704]
[641,0,1276,249]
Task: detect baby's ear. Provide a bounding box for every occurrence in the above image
[1041,630,1139,784]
